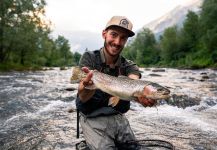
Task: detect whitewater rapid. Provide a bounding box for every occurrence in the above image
[0,68,216,150]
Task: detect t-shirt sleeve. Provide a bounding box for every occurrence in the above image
[125,59,142,79]
[79,51,95,69]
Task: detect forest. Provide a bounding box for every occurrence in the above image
[0,0,81,71]
[0,0,216,71]
[123,0,217,68]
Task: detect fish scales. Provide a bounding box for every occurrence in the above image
[92,71,139,99]
[71,67,170,104]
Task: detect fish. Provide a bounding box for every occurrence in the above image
[71,67,170,107]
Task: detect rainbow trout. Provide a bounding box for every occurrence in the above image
[71,67,170,107]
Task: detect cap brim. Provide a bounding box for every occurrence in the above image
[106,25,135,37]
[127,30,135,37]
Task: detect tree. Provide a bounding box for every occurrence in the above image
[0,0,49,65]
[200,0,217,64]
[124,28,159,66]
[54,35,71,66]
[180,11,200,52]
[73,52,81,66]
[160,26,180,65]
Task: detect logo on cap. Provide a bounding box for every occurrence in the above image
[119,19,129,29]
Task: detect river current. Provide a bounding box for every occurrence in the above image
[0,68,217,150]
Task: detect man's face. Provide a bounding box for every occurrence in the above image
[102,26,129,56]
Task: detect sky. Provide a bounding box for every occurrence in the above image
[45,0,192,52]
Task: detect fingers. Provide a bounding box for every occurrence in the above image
[138,97,156,107]
[78,67,94,90]
[78,67,95,102]
[81,67,90,73]
[146,99,156,107]
[144,85,157,95]
[82,71,93,87]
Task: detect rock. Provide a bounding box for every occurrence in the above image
[168,94,201,108]
[65,87,77,91]
[201,75,209,80]
[148,73,162,77]
[68,108,75,113]
[143,68,151,71]
[60,67,67,70]
[188,77,195,81]
[209,73,217,78]
[152,69,166,72]
[200,72,207,75]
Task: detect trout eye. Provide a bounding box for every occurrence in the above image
[157,88,169,94]
[157,88,163,92]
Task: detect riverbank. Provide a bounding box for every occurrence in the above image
[0,63,43,72]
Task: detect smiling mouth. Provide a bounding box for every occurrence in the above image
[111,45,119,49]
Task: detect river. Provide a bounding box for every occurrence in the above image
[0,68,217,150]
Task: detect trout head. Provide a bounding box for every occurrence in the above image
[134,84,170,105]
[143,84,170,100]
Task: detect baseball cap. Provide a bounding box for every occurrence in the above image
[105,16,135,37]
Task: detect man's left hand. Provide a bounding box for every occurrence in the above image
[138,98,156,107]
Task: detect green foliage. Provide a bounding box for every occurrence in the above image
[123,28,160,66]
[1,0,217,70]
[0,0,81,71]
[123,0,217,69]
[73,52,82,66]
[180,11,200,53]
[200,0,217,64]
[160,26,180,64]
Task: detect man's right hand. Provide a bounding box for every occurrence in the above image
[78,67,96,102]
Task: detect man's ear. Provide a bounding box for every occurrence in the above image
[102,30,107,39]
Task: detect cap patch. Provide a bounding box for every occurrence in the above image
[119,19,129,29]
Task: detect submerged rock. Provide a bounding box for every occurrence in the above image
[152,69,166,72]
[168,94,201,108]
[148,73,162,77]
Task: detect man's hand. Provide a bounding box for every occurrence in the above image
[78,67,95,102]
[138,85,157,107]
[138,97,156,107]
[128,74,157,107]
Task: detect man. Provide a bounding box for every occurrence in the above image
[76,16,156,150]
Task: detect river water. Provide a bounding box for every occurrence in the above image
[0,68,217,150]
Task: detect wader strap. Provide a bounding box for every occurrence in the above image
[76,109,80,139]
[93,50,126,76]
[93,50,105,72]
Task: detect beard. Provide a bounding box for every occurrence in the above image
[104,40,123,57]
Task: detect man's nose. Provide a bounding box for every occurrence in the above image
[114,37,121,45]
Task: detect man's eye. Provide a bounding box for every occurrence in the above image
[110,33,117,37]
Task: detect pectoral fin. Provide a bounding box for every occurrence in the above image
[108,96,120,107]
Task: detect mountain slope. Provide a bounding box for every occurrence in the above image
[141,0,203,37]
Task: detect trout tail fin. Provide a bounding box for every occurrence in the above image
[70,67,86,83]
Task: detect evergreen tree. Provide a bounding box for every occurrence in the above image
[159,26,180,65]
[200,0,217,64]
